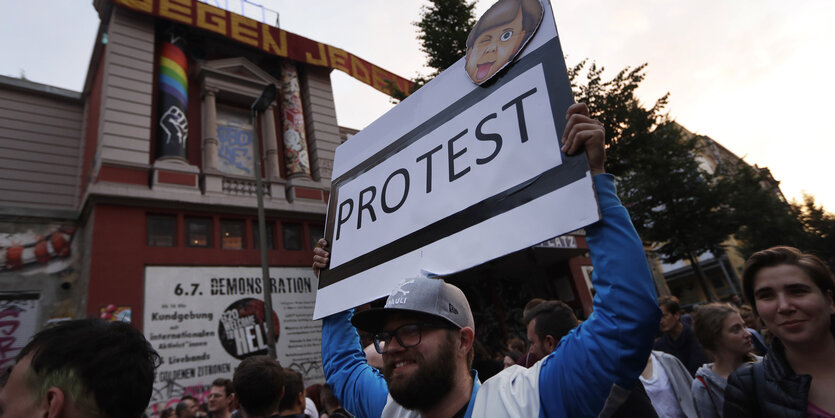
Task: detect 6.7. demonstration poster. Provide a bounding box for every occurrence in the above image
[143,266,322,414]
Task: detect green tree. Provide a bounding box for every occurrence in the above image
[798,195,835,271]
[416,0,477,76]
[570,61,737,300]
[719,163,807,259]
[387,0,476,100]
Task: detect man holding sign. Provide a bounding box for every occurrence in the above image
[313,103,660,417]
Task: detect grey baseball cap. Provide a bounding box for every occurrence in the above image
[351,276,475,332]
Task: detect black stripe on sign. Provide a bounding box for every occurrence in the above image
[320,36,585,288]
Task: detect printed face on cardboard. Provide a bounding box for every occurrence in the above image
[465,0,544,85]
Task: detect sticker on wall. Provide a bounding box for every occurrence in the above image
[217,298,279,359]
[100,304,132,323]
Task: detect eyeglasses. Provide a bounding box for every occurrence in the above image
[372,322,454,354]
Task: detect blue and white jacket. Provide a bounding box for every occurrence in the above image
[321,174,661,417]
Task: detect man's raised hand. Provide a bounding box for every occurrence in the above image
[562,103,606,175]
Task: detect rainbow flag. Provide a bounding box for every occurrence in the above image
[159,42,188,107]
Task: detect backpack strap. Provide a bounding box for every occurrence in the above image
[696,376,719,415]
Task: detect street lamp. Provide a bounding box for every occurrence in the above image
[251,83,277,358]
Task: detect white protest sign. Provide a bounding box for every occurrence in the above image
[143,266,322,415]
[314,0,600,319]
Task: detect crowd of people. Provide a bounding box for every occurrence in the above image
[0,103,832,417]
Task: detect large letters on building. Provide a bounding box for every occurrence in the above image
[112,0,413,97]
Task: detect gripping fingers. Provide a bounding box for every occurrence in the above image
[563,121,604,155]
[312,238,330,275]
[566,103,590,118]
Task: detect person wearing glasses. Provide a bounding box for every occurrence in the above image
[313,103,660,417]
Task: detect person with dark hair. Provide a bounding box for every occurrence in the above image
[161,407,177,418]
[177,395,200,418]
[524,300,659,418]
[737,304,768,355]
[198,402,210,417]
[314,103,661,417]
[515,298,546,367]
[208,377,235,418]
[506,337,526,354]
[304,384,323,418]
[232,355,284,418]
[0,318,160,417]
[725,246,835,417]
[654,295,708,376]
[472,339,503,381]
[319,383,352,418]
[690,303,760,418]
[277,369,306,417]
[503,350,523,369]
[523,300,578,359]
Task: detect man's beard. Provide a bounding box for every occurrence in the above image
[382,333,458,411]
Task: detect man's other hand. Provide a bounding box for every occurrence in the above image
[313,238,330,276]
[562,103,606,175]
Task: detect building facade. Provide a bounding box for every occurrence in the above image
[0,0,352,411]
[655,125,782,307]
[0,0,614,411]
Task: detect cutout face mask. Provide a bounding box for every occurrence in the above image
[465,0,543,85]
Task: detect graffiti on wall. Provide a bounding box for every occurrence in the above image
[0,293,40,370]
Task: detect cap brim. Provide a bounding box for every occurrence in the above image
[351,307,457,333]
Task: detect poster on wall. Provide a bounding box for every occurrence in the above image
[143,266,321,415]
[0,293,40,370]
[216,105,255,176]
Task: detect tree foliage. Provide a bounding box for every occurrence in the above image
[797,195,835,271]
[720,164,806,259]
[387,0,476,101]
[403,4,835,283]
[570,61,738,299]
[416,0,476,76]
[569,59,835,295]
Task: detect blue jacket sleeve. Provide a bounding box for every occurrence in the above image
[321,309,389,418]
[539,174,661,417]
